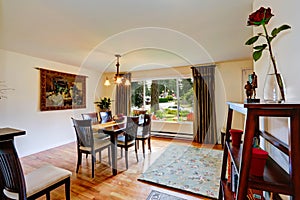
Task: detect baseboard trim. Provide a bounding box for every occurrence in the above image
[151,131,193,140]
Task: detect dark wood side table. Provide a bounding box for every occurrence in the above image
[219,102,300,200]
[0,127,26,140]
[0,127,26,199]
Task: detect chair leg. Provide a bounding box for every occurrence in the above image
[65,177,71,200]
[125,148,129,169]
[99,151,102,162]
[76,152,82,173]
[148,137,152,152]
[142,140,145,158]
[135,141,139,162]
[120,147,123,158]
[92,153,95,178]
[46,192,50,200]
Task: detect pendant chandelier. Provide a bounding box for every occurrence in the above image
[104,54,130,86]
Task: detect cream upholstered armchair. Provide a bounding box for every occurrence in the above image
[0,139,72,200]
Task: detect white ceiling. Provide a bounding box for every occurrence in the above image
[0,1,253,73]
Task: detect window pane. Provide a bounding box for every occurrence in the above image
[178,78,194,122]
[130,78,193,122]
[150,79,176,121]
[131,81,144,109]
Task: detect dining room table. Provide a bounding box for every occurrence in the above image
[92,121,126,176]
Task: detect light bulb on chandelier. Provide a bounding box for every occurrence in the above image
[115,76,122,84]
[104,77,111,86]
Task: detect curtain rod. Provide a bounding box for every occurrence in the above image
[191,64,216,69]
[34,67,88,77]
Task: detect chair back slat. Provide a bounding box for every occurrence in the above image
[125,116,139,139]
[72,118,94,148]
[142,114,152,137]
[81,112,99,125]
[0,140,27,200]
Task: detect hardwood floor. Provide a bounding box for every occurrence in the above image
[20,137,222,200]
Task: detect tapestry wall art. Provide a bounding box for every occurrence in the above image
[39,68,86,111]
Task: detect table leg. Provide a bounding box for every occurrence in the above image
[110,133,118,176]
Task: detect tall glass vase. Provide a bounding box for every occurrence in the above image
[263,57,286,103]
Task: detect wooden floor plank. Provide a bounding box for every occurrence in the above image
[20,137,221,200]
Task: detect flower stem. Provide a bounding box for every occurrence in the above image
[263,23,285,101]
[263,24,277,74]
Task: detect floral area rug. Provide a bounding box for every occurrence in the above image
[146,190,187,200]
[138,144,223,199]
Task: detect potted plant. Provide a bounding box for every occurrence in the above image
[94,97,111,111]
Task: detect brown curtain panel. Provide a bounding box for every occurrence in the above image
[115,73,131,116]
[191,65,217,144]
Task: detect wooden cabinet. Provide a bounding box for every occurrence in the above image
[219,102,300,200]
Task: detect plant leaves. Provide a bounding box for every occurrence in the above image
[253,50,263,61]
[253,44,267,51]
[271,28,279,37]
[245,36,259,45]
[278,24,291,32]
[271,24,291,37]
[96,97,111,109]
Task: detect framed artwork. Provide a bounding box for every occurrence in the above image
[39,68,86,111]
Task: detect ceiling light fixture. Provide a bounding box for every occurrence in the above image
[104,54,130,86]
[115,54,122,84]
[104,76,111,86]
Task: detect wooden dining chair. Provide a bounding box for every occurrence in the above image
[71,118,111,178]
[136,114,152,159]
[81,112,109,140]
[0,139,72,200]
[99,111,113,123]
[116,116,139,169]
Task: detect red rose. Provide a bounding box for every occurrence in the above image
[247,7,273,26]
[245,6,291,102]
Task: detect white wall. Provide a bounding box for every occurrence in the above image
[0,50,102,157]
[217,60,253,130]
